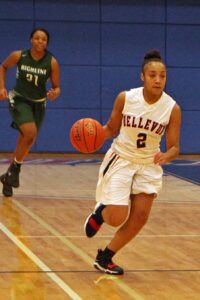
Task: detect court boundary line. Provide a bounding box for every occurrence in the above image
[1,158,200,186]
[16,234,200,238]
[13,194,200,203]
[0,222,82,300]
[0,268,200,274]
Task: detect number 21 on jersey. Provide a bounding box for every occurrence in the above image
[26,73,39,86]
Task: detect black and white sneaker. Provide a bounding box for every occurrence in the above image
[6,162,21,188]
[0,174,13,197]
[94,249,124,275]
[84,203,105,238]
[0,162,21,197]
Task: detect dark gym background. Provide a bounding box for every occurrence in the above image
[0,0,199,154]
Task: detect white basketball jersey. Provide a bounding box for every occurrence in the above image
[111,87,176,164]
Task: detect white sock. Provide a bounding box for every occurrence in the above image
[14,158,23,164]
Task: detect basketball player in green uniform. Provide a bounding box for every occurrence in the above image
[0,28,60,197]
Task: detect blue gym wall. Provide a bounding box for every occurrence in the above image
[0,0,199,154]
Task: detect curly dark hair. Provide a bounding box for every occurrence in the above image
[30,28,50,44]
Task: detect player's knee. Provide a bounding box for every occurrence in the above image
[108,212,127,227]
[104,205,128,227]
[22,127,37,144]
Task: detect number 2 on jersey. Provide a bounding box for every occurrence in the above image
[137,133,147,148]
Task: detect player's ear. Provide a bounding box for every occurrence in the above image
[140,72,144,82]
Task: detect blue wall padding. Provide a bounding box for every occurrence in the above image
[0,0,199,154]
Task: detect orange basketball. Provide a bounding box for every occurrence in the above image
[70,118,105,153]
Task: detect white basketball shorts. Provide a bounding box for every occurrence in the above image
[96,149,163,206]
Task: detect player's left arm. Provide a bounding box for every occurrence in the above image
[47,57,61,100]
[154,103,181,165]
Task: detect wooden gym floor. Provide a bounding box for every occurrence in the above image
[0,153,199,300]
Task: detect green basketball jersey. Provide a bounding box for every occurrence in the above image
[14,49,52,101]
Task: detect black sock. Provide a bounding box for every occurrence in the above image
[103,247,115,258]
[12,160,22,169]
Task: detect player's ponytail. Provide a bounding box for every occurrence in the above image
[142,49,165,72]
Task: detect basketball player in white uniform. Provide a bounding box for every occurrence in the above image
[84,50,181,275]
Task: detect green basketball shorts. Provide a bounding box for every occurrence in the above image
[8,95,46,131]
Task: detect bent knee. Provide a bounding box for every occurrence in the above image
[109,217,126,227]
[20,124,37,142]
[106,206,128,227]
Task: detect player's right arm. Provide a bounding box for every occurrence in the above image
[0,51,21,100]
[104,91,125,140]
